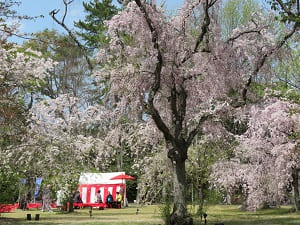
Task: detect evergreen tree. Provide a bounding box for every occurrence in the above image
[74,0,119,50]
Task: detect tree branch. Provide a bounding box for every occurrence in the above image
[187,113,211,146]
[176,85,187,139]
[49,1,93,71]
[62,0,74,24]
[242,23,299,101]
[227,29,262,43]
[209,0,218,7]
[0,28,50,44]
[277,77,300,89]
[169,77,187,140]
[180,0,217,66]
[134,0,175,144]
[25,92,34,112]
[276,0,295,18]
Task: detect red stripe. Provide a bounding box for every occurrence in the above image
[78,183,125,203]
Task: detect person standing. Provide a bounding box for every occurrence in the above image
[106,192,113,208]
[116,192,122,208]
[96,190,102,203]
[42,184,52,212]
[73,190,82,203]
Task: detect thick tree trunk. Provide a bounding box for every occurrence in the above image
[169,159,193,225]
[292,168,300,211]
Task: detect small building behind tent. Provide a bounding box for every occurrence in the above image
[78,172,125,204]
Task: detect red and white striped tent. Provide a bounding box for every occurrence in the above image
[78,172,125,204]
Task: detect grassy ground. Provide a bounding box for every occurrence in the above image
[0,204,163,225]
[193,205,300,225]
[1,204,300,225]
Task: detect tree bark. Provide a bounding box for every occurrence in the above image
[68,193,74,213]
[68,201,74,213]
[292,168,300,211]
[169,156,193,225]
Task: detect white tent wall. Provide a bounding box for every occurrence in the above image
[78,172,126,204]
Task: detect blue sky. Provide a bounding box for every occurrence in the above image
[12,0,184,43]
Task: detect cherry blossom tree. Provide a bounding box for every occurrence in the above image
[0,0,56,203]
[127,120,172,203]
[4,94,107,209]
[212,97,300,211]
[0,45,55,145]
[0,47,54,202]
[94,0,298,223]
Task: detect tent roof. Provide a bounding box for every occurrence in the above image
[79,172,125,184]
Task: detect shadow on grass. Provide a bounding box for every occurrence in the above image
[250,207,294,215]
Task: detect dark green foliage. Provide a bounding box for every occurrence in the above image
[74,0,119,50]
[204,189,223,205]
[159,193,172,224]
[23,29,92,101]
[249,83,266,99]
[268,83,300,104]
[187,137,237,219]
[0,169,20,203]
[0,73,27,149]
[266,0,300,24]
[125,179,137,202]
[0,100,26,148]
[222,116,248,135]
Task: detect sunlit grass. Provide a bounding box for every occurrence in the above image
[0,204,163,225]
[1,204,300,225]
[192,205,300,225]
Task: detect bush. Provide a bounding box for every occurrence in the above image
[0,171,20,203]
[159,197,172,224]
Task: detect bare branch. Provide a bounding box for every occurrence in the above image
[226,18,268,43]
[209,0,218,7]
[49,1,93,71]
[0,28,49,44]
[227,29,262,43]
[62,0,74,24]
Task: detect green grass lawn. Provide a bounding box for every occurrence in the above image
[1,204,300,225]
[193,205,300,225]
[0,204,163,225]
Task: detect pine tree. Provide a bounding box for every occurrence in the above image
[74,0,119,50]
